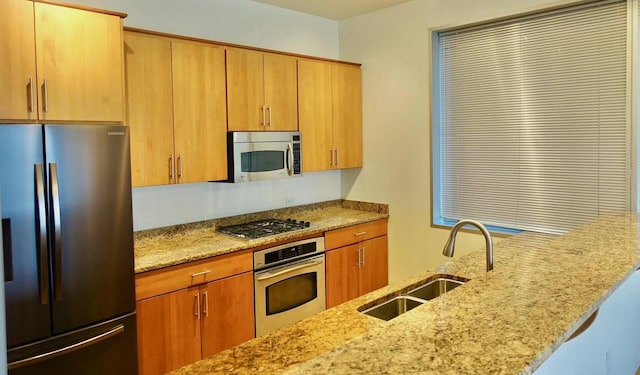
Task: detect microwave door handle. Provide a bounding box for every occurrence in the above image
[286,144,293,176]
[257,258,323,281]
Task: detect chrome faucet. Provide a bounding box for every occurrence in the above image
[442,219,494,272]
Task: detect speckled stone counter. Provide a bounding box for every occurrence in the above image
[134,200,388,273]
[169,212,640,375]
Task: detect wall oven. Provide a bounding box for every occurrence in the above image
[254,237,325,336]
[227,131,301,183]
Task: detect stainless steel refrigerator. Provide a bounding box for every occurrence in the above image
[1,124,137,374]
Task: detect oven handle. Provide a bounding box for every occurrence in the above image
[257,258,323,281]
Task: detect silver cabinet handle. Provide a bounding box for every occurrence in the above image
[335,148,339,167]
[257,259,323,281]
[42,79,49,113]
[203,291,209,317]
[330,148,334,167]
[191,270,211,278]
[267,105,272,127]
[361,247,366,266]
[34,164,49,305]
[49,163,62,301]
[354,231,367,237]
[195,293,200,319]
[169,154,175,182]
[356,248,361,267]
[261,105,266,127]
[8,324,125,370]
[28,78,35,113]
[177,154,183,180]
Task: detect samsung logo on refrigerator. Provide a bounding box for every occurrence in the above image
[107,131,125,136]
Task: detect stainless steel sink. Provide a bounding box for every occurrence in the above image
[361,276,468,321]
[361,296,425,321]
[406,277,465,300]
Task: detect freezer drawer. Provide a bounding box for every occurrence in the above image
[8,312,138,375]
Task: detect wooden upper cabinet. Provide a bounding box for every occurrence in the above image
[34,2,125,123]
[263,53,298,131]
[226,48,264,131]
[124,32,174,187]
[298,59,332,172]
[0,0,38,121]
[227,48,298,131]
[332,63,363,169]
[298,60,363,172]
[172,41,228,183]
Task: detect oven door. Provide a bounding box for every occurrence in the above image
[232,141,291,182]
[254,254,326,337]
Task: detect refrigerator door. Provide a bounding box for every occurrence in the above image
[1,189,8,374]
[8,312,138,375]
[0,125,51,348]
[44,125,135,334]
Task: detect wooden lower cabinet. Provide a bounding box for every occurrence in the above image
[325,235,388,308]
[136,287,201,375]
[200,272,255,357]
[136,272,255,375]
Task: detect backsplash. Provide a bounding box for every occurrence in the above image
[132,170,341,231]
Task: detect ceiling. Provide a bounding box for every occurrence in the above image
[251,0,414,20]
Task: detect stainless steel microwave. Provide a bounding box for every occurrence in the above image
[226,131,302,183]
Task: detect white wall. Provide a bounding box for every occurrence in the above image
[338,0,579,282]
[62,0,343,230]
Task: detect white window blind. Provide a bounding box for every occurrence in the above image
[437,0,629,234]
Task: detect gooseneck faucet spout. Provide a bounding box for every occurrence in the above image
[442,219,494,272]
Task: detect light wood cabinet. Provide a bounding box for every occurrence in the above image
[123,32,174,187]
[298,60,362,171]
[135,251,255,375]
[136,287,201,375]
[227,48,298,131]
[325,219,388,308]
[0,0,37,121]
[172,41,228,183]
[124,31,227,187]
[1,0,125,123]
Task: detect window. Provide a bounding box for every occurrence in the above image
[433,0,631,234]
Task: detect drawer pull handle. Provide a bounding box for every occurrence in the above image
[191,270,211,278]
[354,231,367,237]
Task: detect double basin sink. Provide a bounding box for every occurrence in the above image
[360,276,468,321]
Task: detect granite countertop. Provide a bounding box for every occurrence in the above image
[170,212,640,375]
[134,200,389,273]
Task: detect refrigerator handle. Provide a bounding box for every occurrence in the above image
[49,163,62,301]
[34,164,49,305]
[7,324,125,370]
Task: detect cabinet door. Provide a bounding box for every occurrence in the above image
[136,287,201,375]
[298,59,333,172]
[358,236,389,296]
[0,0,37,121]
[263,53,298,131]
[325,244,361,308]
[172,41,228,183]
[124,32,175,187]
[226,48,265,131]
[332,64,363,169]
[34,2,124,123]
[201,272,255,357]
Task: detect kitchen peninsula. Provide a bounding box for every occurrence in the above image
[168,212,640,374]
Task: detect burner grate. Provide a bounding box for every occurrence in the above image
[217,218,310,239]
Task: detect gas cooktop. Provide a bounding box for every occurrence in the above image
[217,218,311,240]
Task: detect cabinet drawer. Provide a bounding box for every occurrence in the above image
[135,250,252,301]
[325,219,388,250]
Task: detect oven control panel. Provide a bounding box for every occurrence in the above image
[254,237,325,270]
